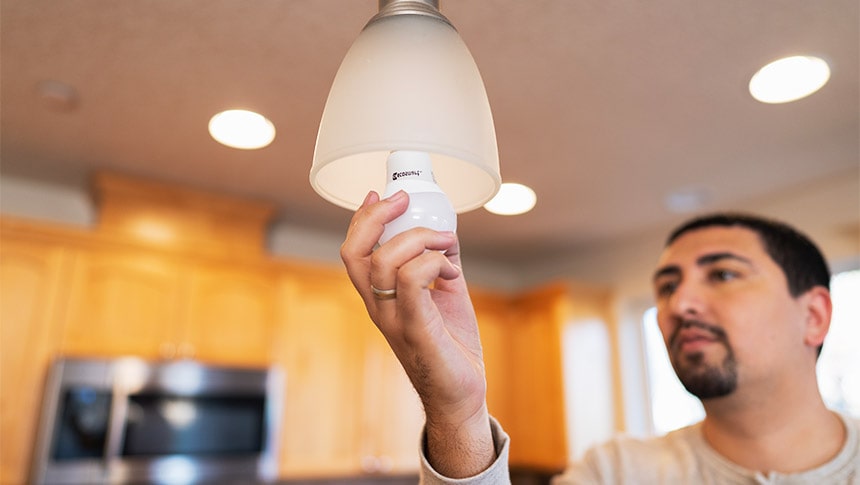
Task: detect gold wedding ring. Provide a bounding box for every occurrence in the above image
[371,284,397,300]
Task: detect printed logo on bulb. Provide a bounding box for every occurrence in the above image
[379,151,456,246]
[392,170,423,181]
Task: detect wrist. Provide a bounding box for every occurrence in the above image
[424,404,495,478]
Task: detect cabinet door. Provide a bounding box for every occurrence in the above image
[473,293,514,429]
[476,287,569,471]
[184,263,276,367]
[275,271,368,477]
[62,248,183,358]
[361,330,424,474]
[508,291,569,470]
[0,238,72,484]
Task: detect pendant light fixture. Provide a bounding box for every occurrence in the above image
[310,0,501,213]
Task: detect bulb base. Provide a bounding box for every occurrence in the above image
[379,151,457,244]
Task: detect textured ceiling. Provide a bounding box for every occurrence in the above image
[1,0,858,265]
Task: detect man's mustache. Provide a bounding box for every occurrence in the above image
[669,319,729,351]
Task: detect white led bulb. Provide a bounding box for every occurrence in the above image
[379,151,457,245]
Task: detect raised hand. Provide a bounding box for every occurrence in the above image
[340,190,496,477]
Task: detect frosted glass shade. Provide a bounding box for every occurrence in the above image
[310,12,500,213]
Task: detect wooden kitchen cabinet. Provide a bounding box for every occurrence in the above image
[0,228,75,485]
[472,290,515,429]
[360,329,424,474]
[59,170,280,364]
[61,246,184,359]
[474,284,575,472]
[275,267,367,476]
[275,266,424,478]
[506,285,570,470]
[61,246,277,367]
[184,262,277,367]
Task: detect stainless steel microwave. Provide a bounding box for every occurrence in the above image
[30,357,283,485]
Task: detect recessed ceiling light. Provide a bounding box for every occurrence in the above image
[208,109,276,149]
[749,56,831,104]
[483,183,537,215]
[37,80,79,111]
[664,186,712,213]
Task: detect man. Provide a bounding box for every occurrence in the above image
[340,190,859,484]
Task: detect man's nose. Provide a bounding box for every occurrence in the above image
[668,279,706,317]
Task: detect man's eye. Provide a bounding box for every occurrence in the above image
[710,269,739,282]
[656,281,678,297]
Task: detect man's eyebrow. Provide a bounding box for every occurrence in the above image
[653,265,680,282]
[696,252,753,266]
[652,252,753,282]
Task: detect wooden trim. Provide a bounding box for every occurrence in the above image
[91,171,277,258]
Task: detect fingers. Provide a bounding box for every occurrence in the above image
[341,190,408,302]
[368,231,460,340]
[341,190,460,315]
[369,230,459,293]
[342,190,406,262]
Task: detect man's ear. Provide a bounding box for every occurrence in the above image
[802,286,832,349]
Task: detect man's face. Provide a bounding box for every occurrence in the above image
[652,226,810,400]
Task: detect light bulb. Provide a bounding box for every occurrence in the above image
[379,151,457,245]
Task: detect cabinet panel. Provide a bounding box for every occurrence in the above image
[276,271,368,476]
[185,264,276,366]
[62,249,183,358]
[474,292,514,428]
[476,287,569,471]
[363,330,424,474]
[275,268,425,478]
[0,238,72,484]
[508,300,568,469]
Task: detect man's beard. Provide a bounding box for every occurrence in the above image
[668,319,738,399]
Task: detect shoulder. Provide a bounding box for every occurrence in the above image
[835,411,860,451]
[838,412,860,457]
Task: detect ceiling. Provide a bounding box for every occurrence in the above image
[2,0,858,265]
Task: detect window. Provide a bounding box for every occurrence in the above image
[817,269,860,417]
[643,269,860,435]
[642,307,704,435]
[562,319,615,459]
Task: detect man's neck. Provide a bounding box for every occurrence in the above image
[700,379,845,474]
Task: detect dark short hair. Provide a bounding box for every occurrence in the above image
[666,213,831,296]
